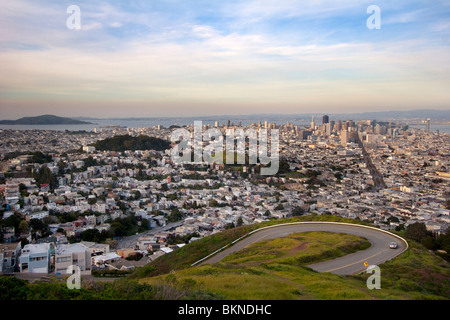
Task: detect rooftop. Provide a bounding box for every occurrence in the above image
[55,243,88,255]
[21,243,50,255]
[0,242,20,252]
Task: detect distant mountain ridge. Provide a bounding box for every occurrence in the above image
[0,115,92,125]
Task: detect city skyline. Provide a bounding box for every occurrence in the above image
[1,0,450,118]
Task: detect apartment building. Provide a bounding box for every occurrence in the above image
[0,242,21,273]
[19,243,51,273]
[54,243,91,275]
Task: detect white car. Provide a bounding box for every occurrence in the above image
[389,242,398,249]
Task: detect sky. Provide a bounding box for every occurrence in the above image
[0,0,449,119]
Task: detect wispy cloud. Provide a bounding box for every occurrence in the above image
[0,0,449,117]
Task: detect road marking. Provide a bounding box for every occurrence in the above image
[322,249,389,273]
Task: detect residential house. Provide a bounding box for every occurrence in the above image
[19,243,51,273]
[55,243,91,275]
[0,242,21,273]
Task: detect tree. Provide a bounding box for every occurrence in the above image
[29,219,46,232]
[18,220,29,234]
[387,216,400,223]
[19,183,29,197]
[405,222,427,243]
[225,222,235,230]
[168,208,183,223]
[291,207,305,217]
[57,160,67,175]
[278,160,291,174]
[33,166,57,190]
[0,277,29,300]
[209,199,219,207]
[80,229,102,242]
[133,190,141,200]
[236,216,244,227]
[420,236,434,250]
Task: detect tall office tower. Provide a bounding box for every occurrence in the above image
[325,123,331,136]
[311,116,315,129]
[340,130,349,145]
[264,121,268,129]
[322,115,329,124]
[226,120,230,127]
[215,121,219,127]
[336,120,342,132]
[426,119,431,133]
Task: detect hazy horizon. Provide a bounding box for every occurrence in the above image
[1,108,450,123]
[1,1,449,119]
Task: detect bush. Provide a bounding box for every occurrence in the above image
[405,222,428,243]
[0,276,29,300]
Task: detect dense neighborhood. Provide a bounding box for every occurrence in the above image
[1,118,449,277]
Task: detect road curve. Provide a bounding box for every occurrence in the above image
[197,222,408,275]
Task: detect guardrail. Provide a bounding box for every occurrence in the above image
[191,221,409,267]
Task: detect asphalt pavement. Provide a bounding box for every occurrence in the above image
[199,222,408,275]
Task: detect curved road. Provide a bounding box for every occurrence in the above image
[198,223,408,275]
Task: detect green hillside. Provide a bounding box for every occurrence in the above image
[131,215,373,279]
[92,134,171,152]
[134,216,450,300]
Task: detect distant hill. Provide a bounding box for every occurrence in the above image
[0,115,92,125]
[92,134,171,152]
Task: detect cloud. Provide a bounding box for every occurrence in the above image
[0,0,449,117]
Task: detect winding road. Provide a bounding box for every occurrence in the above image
[197,222,408,275]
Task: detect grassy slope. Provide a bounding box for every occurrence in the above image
[135,216,450,300]
[131,215,371,278]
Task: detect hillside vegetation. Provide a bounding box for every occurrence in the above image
[135,216,450,300]
[92,134,171,152]
[131,215,372,279]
